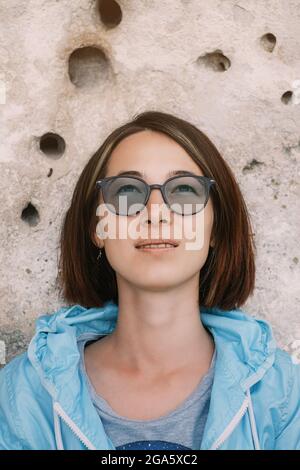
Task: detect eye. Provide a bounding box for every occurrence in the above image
[172,184,196,194]
[117,184,141,194]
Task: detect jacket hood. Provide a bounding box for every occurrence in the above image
[27,300,277,450]
[28,300,276,391]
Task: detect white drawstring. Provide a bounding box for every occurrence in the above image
[246,388,261,450]
[52,392,260,450]
[53,403,64,450]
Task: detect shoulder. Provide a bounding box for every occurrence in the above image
[250,346,300,449]
[270,348,300,449]
[256,346,300,404]
[0,350,53,449]
[267,346,299,376]
[272,347,300,425]
[271,347,300,391]
[0,348,44,396]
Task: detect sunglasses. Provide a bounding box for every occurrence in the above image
[95,174,216,216]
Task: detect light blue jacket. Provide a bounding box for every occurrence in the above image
[0,301,300,450]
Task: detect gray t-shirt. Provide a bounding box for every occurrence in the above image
[78,336,216,450]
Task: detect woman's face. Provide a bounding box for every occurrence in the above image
[94,130,214,291]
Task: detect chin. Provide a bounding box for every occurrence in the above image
[133,276,181,290]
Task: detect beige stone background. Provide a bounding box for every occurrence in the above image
[0,0,300,367]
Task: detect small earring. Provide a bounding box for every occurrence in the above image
[97,248,102,261]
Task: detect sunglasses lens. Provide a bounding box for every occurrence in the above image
[102,176,210,216]
[165,176,207,215]
[105,177,147,215]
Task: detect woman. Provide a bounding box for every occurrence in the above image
[0,111,299,450]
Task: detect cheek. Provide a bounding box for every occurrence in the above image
[96,210,131,244]
[104,239,132,266]
[105,239,132,277]
[174,210,213,252]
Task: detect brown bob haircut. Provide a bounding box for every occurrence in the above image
[57,110,256,311]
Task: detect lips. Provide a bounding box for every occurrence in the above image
[135,239,179,249]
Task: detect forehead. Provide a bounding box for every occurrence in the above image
[106,130,203,178]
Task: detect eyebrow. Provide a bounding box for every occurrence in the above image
[116,170,198,178]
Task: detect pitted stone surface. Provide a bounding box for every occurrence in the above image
[0,0,299,364]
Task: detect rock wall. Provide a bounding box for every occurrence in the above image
[0,0,299,366]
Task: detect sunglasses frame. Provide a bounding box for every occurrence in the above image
[95,174,216,216]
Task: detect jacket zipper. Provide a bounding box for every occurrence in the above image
[53,401,96,450]
[55,397,250,451]
[209,397,249,450]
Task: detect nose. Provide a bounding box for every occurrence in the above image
[143,185,170,224]
[146,185,165,207]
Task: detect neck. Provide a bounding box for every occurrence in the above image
[106,276,215,378]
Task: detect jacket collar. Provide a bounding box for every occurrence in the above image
[27,301,276,450]
[199,307,276,449]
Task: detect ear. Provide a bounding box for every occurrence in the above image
[91,230,104,249]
